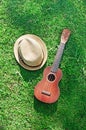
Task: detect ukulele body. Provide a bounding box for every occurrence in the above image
[34,66,62,103]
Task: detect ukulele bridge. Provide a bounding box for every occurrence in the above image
[41,90,51,96]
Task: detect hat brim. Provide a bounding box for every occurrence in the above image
[14,34,48,70]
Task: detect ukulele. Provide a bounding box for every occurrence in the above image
[34,29,71,103]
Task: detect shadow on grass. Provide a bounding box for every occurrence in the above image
[34,97,58,115]
[0,126,5,130]
[56,34,85,129]
[19,63,46,82]
[5,0,77,36]
[5,0,46,36]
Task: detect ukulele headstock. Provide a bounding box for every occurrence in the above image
[61,29,71,44]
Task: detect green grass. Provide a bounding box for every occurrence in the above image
[0,0,86,130]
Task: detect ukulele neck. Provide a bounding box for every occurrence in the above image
[51,42,65,73]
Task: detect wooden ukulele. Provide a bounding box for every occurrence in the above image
[34,29,71,103]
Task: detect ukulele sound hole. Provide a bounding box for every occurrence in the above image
[48,74,55,81]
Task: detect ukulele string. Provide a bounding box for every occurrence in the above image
[43,71,50,95]
[49,72,55,96]
[46,69,52,96]
[47,77,51,94]
[47,71,54,96]
[42,68,55,96]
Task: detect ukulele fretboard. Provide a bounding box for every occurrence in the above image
[51,42,65,73]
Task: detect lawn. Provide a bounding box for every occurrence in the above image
[0,0,86,130]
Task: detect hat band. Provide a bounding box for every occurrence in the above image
[18,49,44,68]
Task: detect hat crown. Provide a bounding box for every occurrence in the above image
[18,38,43,66]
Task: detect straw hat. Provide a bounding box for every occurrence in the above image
[14,34,47,70]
